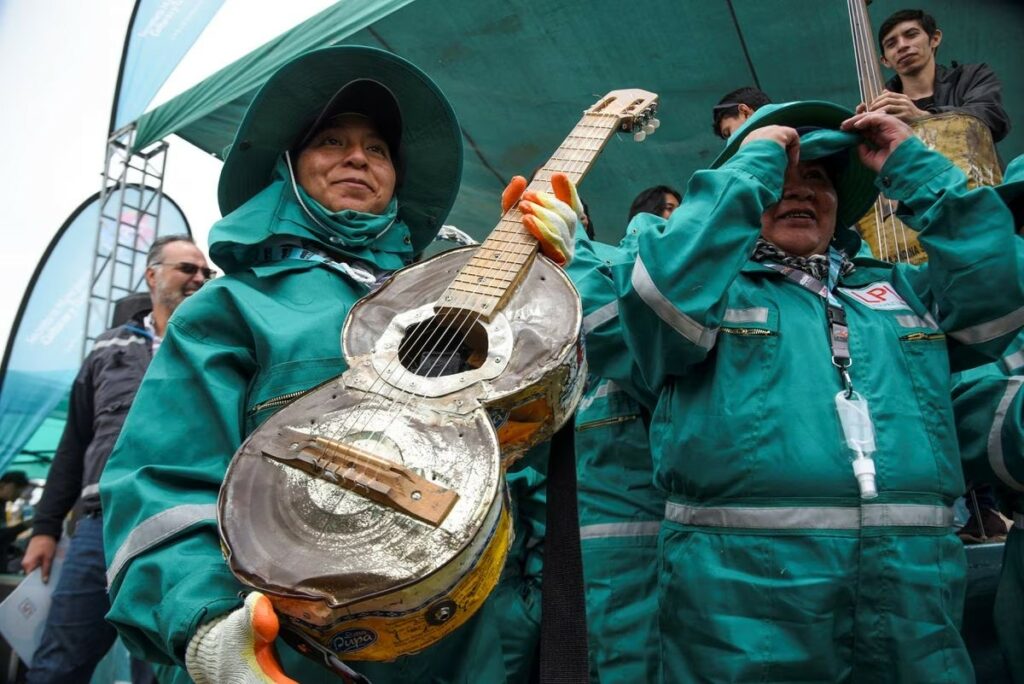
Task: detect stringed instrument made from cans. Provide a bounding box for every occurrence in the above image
[218,89,660,669]
[847,0,1002,265]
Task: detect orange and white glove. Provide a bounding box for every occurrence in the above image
[502,173,583,267]
[185,592,297,684]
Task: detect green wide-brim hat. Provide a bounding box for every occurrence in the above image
[996,154,1024,230]
[217,45,463,254]
[712,101,879,252]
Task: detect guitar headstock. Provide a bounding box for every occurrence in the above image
[585,89,660,142]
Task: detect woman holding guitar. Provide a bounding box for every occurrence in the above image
[99,45,578,684]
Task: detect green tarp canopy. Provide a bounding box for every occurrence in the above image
[132,0,1024,244]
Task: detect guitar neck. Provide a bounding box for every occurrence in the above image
[847,0,886,103]
[438,112,621,320]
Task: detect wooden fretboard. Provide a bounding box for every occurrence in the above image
[436,112,622,320]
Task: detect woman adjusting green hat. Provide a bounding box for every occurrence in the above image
[100,46,514,684]
[573,102,1024,681]
[714,100,880,254]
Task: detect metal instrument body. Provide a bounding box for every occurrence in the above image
[857,113,1002,264]
[846,1,1001,264]
[219,249,584,661]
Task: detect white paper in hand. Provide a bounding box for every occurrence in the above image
[0,540,68,664]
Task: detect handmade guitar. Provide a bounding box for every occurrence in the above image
[847,0,1002,264]
[218,89,660,669]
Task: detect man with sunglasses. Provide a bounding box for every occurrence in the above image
[21,235,211,683]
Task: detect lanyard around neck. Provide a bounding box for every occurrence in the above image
[763,248,854,393]
[258,242,383,288]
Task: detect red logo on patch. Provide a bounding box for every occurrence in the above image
[849,284,899,304]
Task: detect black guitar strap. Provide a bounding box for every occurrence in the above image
[538,417,589,683]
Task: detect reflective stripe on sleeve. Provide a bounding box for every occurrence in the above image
[583,300,619,334]
[580,521,661,540]
[81,483,100,499]
[631,256,717,350]
[664,501,953,529]
[948,305,1024,345]
[106,503,218,586]
[578,379,623,412]
[723,307,769,325]
[1002,349,1024,374]
[988,377,1024,492]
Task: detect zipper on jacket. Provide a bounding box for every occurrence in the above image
[576,414,639,432]
[248,389,311,416]
[899,332,946,341]
[720,327,775,337]
[247,375,341,417]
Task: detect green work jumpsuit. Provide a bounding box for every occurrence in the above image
[575,136,1024,682]
[100,172,534,683]
[953,331,1024,683]
[569,231,663,683]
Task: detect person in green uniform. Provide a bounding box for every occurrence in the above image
[573,101,1024,682]
[563,221,661,683]
[100,45,550,684]
[951,154,1024,683]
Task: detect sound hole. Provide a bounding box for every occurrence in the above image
[398,312,489,377]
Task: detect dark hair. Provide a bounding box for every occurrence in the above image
[146,235,195,268]
[878,9,938,51]
[581,201,595,240]
[0,471,29,488]
[712,87,772,138]
[628,185,683,222]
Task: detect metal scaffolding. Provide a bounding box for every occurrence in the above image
[82,125,168,359]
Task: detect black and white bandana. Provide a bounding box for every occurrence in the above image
[751,237,855,281]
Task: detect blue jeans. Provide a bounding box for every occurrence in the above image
[26,516,152,684]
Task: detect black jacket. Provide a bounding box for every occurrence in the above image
[31,312,153,538]
[886,62,1010,143]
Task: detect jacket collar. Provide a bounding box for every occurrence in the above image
[885,62,953,94]
[741,256,890,288]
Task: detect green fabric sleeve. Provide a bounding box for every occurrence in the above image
[614,139,787,391]
[570,225,655,409]
[884,137,1024,369]
[100,286,256,666]
[952,331,1024,495]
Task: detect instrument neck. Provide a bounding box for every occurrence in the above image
[438,112,620,320]
[847,0,887,103]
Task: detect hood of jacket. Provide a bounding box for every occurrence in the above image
[209,157,415,275]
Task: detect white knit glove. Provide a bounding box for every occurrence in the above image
[185,592,297,684]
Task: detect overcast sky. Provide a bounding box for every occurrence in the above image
[0,0,336,353]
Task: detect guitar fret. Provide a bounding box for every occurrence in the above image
[459,264,517,279]
[447,283,507,297]
[438,92,656,320]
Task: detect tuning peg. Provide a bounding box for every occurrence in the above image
[650,118,661,129]
[643,123,655,135]
[634,130,647,143]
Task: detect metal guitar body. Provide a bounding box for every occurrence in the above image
[219,247,584,662]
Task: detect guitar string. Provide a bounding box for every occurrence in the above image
[305,113,624,536]
[307,135,595,536]
[323,121,607,501]
[353,122,619,449]
[317,120,602,456]
[326,118,611,453]
[850,0,912,264]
